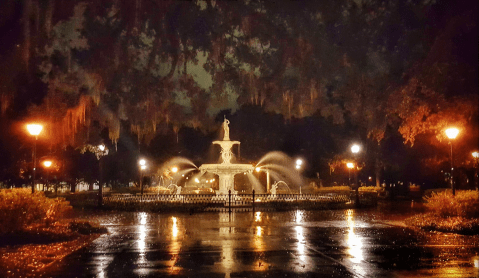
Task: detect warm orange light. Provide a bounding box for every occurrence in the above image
[27,124,43,136]
[43,160,52,168]
[445,128,459,139]
[346,162,354,169]
[139,159,146,166]
[171,166,178,173]
[255,167,261,172]
[472,152,479,159]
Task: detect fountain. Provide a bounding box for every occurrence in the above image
[167,184,182,195]
[270,181,292,196]
[255,151,304,193]
[199,118,254,195]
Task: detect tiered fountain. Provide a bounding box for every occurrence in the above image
[199,118,254,195]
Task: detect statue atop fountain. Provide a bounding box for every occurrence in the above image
[199,118,254,195]
[223,117,230,141]
[215,118,240,165]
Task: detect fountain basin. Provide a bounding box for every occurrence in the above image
[200,163,254,195]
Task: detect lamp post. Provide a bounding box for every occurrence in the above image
[256,166,271,193]
[295,159,303,194]
[472,151,478,191]
[346,162,354,185]
[350,144,361,207]
[96,144,108,206]
[43,160,52,193]
[347,162,359,207]
[445,128,459,196]
[27,124,43,194]
[139,159,147,196]
[351,144,361,187]
[171,166,178,184]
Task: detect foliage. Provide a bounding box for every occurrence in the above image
[391,79,478,145]
[0,222,104,277]
[406,214,479,235]
[423,190,479,218]
[358,186,382,192]
[0,189,72,235]
[317,186,351,191]
[6,0,471,147]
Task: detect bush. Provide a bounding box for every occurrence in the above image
[0,189,72,234]
[358,186,382,192]
[317,186,351,191]
[424,190,479,218]
[406,213,479,235]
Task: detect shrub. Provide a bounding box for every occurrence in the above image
[358,186,382,192]
[0,189,72,234]
[317,186,351,191]
[424,190,479,218]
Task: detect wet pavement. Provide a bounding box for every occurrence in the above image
[46,202,479,278]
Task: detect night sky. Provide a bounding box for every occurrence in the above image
[0,0,477,188]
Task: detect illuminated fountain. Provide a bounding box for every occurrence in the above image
[158,120,303,195]
[167,184,182,195]
[255,151,303,193]
[199,118,254,195]
[270,181,292,196]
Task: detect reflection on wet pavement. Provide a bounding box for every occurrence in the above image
[46,202,478,277]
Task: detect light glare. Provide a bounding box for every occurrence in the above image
[27,124,43,136]
[351,144,360,153]
[445,128,459,139]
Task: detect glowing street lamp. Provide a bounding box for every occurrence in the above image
[295,159,304,194]
[42,160,52,192]
[27,124,43,193]
[346,162,354,185]
[445,127,459,196]
[139,159,147,196]
[256,166,271,193]
[97,144,108,206]
[351,144,360,154]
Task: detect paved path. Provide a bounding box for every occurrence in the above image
[46,207,479,278]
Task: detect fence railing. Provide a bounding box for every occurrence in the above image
[103,191,359,209]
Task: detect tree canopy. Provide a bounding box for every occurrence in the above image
[0,0,477,186]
